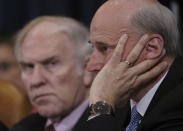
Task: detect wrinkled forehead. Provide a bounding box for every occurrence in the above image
[91,1,132,33]
[90,1,134,42]
[25,21,63,42]
[21,22,74,60]
[22,21,74,51]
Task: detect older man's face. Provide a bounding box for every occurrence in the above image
[20,22,87,119]
[87,0,146,73]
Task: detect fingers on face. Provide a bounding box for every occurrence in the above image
[109,34,128,64]
[131,49,166,74]
[134,61,168,88]
[126,34,149,64]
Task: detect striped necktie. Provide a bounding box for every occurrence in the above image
[126,106,142,131]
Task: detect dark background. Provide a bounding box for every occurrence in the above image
[0,0,106,31]
[0,0,182,52]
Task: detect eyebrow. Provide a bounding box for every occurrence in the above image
[89,40,111,46]
[41,57,57,64]
[20,56,57,65]
[19,61,30,66]
[96,42,116,50]
[96,42,109,46]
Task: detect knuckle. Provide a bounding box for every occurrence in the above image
[129,53,138,61]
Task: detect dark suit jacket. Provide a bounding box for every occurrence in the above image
[0,121,9,131]
[11,107,89,131]
[86,56,183,131]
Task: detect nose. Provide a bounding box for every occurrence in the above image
[87,49,104,72]
[30,65,46,88]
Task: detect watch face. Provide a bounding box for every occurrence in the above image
[92,101,111,115]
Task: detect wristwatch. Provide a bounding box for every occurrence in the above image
[88,101,114,120]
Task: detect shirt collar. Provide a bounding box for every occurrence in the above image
[46,98,89,131]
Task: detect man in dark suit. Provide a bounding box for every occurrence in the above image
[86,0,183,130]
[11,16,93,131]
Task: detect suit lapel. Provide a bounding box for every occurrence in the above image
[71,107,89,131]
[115,102,131,130]
[144,56,183,116]
[138,56,183,130]
[31,114,47,131]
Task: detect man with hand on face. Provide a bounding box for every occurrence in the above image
[11,16,93,131]
[86,0,183,130]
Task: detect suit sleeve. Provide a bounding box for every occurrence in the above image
[155,120,183,131]
[86,114,122,131]
[0,121,9,131]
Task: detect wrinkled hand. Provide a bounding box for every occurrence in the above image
[89,34,167,109]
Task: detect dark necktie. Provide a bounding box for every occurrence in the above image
[126,106,142,131]
[45,124,55,131]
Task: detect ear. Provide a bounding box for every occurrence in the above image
[145,34,164,59]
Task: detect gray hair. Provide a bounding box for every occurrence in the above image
[15,16,91,73]
[130,2,179,56]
